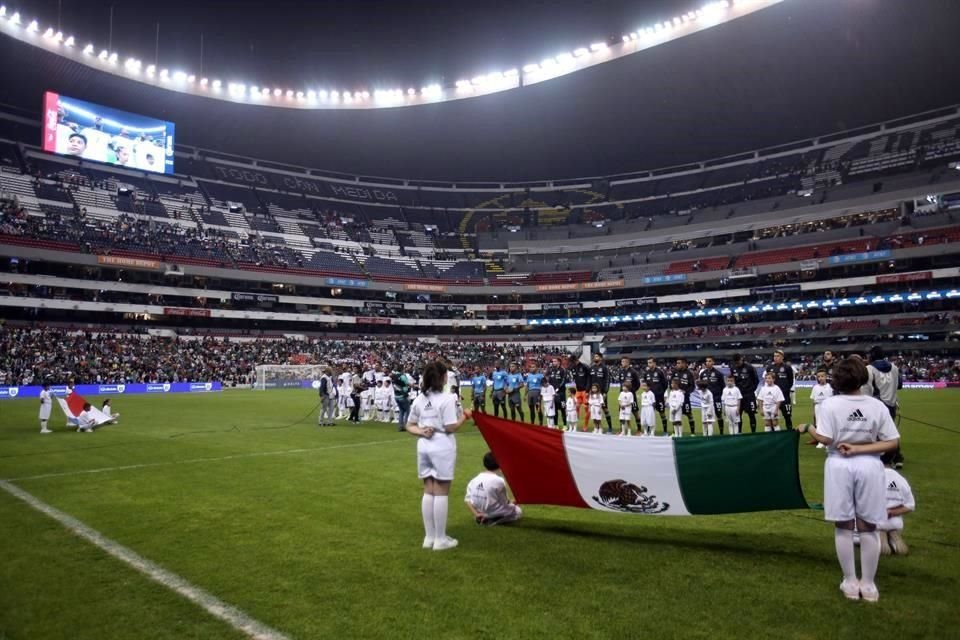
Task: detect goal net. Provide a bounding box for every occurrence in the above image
[254,364,326,390]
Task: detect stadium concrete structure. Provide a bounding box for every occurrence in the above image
[0,0,958,378]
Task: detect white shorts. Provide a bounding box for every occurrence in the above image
[39,408,52,420]
[544,401,555,417]
[762,406,778,420]
[640,406,656,427]
[590,407,603,421]
[700,407,716,422]
[724,407,740,423]
[566,411,579,425]
[619,408,633,421]
[669,406,682,422]
[417,433,457,481]
[824,454,887,525]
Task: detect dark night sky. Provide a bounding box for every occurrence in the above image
[2,0,960,181]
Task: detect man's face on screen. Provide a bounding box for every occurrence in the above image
[67,136,86,156]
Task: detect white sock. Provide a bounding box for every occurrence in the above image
[834,528,857,582]
[859,530,881,587]
[774,425,781,431]
[40,420,48,431]
[433,496,449,540]
[706,424,713,436]
[764,426,772,432]
[421,494,435,540]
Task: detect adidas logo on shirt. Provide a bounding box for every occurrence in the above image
[847,409,867,422]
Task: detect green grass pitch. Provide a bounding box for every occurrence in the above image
[1,389,958,639]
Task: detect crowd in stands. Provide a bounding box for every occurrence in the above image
[0,327,569,387]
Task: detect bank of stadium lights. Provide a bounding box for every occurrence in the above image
[526,289,960,327]
[1,0,758,108]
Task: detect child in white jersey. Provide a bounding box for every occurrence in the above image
[38,383,53,434]
[638,382,657,437]
[810,369,834,448]
[757,372,785,431]
[588,384,604,434]
[564,396,578,433]
[617,382,635,436]
[696,380,716,436]
[800,357,900,603]
[667,379,685,437]
[876,450,915,555]
[464,452,522,526]
[720,376,742,435]
[541,382,557,428]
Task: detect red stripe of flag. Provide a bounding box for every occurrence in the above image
[473,413,588,508]
[66,392,87,417]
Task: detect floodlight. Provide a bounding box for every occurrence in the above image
[296,90,304,99]
[285,89,293,98]
[522,63,539,73]
[43,27,53,38]
[64,35,74,47]
[307,90,316,100]
[0,7,5,18]
[187,74,195,83]
[589,42,607,52]
[199,77,208,86]
[108,52,118,64]
[10,11,20,25]
[172,70,187,82]
[211,79,222,90]
[622,35,629,42]
[273,88,281,97]
[503,68,518,77]
[27,19,38,32]
[83,43,94,55]
[555,52,573,64]
[319,89,328,99]
[98,49,108,60]
[407,87,415,96]
[573,47,588,57]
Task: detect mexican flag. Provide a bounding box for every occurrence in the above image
[473,413,808,516]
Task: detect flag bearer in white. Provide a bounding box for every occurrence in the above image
[757,373,785,431]
[800,357,900,603]
[464,452,522,526]
[617,382,635,436]
[638,382,657,437]
[38,383,53,434]
[407,361,473,552]
[721,376,742,435]
[541,382,557,428]
[100,399,120,424]
[564,396,578,433]
[667,380,685,437]
[76,402,98,433]
[696,381,716,436]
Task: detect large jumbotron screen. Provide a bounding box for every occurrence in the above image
[42,91,176,174]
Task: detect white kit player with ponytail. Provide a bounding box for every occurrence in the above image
[801,357,900,603]
[407,360,472,552]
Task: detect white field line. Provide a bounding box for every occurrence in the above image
[0,478,291,640]
[5,431,481,483]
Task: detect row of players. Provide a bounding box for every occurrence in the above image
[462,351,799,435]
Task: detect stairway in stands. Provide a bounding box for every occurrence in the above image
[457,210,475,256]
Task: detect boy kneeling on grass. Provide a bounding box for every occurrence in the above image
[464,452,522,526]
[799,357,900,603]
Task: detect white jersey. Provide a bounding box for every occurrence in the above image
[757,384,785,411]
[374,386,390,408]
[810,383,834,425]
[410,391,461,480]
[721,386,742,408]
[77,410,97,430]
[338,372,353,392]
[408,391,461,434]
[667,389,685,410]
[880,467,915,531]
[465,471,513,518]
[541,384,557,416]
[816,395,900,455]
[617,390,634,421]
[565,397,578,424]
[39,390,52,419]
[588,394,604,421]
[445,370,461,395]
[699,390,715,421]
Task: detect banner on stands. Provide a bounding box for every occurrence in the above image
[828,250,891,265]
[405,283,448,293]
[232,292,280,303]
[97,255,161,270]
[0,381,222,400]
[163,307,211,317]
[876,271,932,284]
[327,278,369,288]
[356,316,392,325]
[486,304,523,312]
[643,274,687,285]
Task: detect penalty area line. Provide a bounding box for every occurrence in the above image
[0,479,291,640]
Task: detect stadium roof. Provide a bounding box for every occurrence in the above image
[2,0,960,180]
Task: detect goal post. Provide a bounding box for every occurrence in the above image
[254,364,326,390]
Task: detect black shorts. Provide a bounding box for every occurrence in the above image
[653,396,665,414]
[493,389,506,403]
[527,390,541,405]
[508,391,522,406]
[682,399,693,417]
[740,396,757,413]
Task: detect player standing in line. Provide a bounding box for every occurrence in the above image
[643,357,669,435]
[525,362,545,425]
[799,357,900,602]
[757,372,785,431]
[698,356,726,434]
[491,362,508,419]
[667,379,686,437]
[39,382,53,434]
[541,379,558,428]
[731,353,760,433]
[569,355,592,431]
[337,368,353,420]
[470,367,488,414]
[588,384,605,434]
[360,383,375,421]
[546,357,570,429]
[638,382,657,437]
[765,349,795,430]
[317,367,337,426]
[618,357,642,425]
[383,379,399,423]
[564,394,579,432]
[671,358,697,435]
[721,376,742,435]
[617,382,635,436]
[589,353,614,433]
[819,349,837,383]
[811,369,834,449]
[464,452,523,526]
[696,380,716,436]
[407,360,473,552]
[505,362,526,422]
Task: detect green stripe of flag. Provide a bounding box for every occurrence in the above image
[674,431,809,515]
